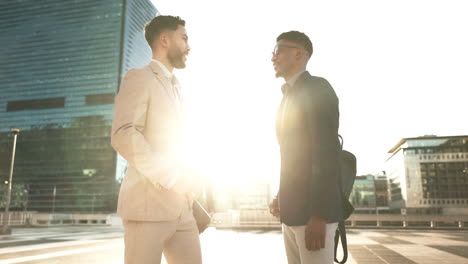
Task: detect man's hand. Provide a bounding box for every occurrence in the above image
[185,191,197,204]
[269,197,280,218]
[171,166,205,201]
[305,216,327,251]
[171,173,197,195]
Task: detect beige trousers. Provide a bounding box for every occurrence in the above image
[123,204,202,264]
[283,222,338,264]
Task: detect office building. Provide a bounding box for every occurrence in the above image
[349,174,389,213]
[386,135,468,215]
[375,175,389,207]
[0,0,157,212]
[210,182,271,212]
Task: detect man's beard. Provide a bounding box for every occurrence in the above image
[168,47,186,69]
[275,69,285,78]
[274,64,285,78]
[274,65,291,79]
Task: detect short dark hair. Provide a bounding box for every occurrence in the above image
[276,31,313,57]
[144,15,185,48]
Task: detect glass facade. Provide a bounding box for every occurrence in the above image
[0,0,157,213]
[349,175,388,210]
[350,176,377,208]
[386,136,468,213]
[375,176,389,207]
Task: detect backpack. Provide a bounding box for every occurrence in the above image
[334,135,356,263]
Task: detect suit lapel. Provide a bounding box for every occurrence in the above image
[276,71,310,143]
[171,75,183,103]
[292,71,310,91]
[148,61,184,117]
[149,61,177,102]
[276,97,287,143]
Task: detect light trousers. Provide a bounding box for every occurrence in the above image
[283,222,338,264]
[123,204,202,264]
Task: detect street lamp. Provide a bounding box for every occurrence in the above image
[1,128,20,235]
[52,185,56,214]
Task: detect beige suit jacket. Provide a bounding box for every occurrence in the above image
[111,61,187,221]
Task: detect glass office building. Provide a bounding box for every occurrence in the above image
[386,135,468,215]
[349,175,389,213]
[0,0,157,212]
[350,176,377,208]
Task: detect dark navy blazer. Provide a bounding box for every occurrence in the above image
[276,71,345,226]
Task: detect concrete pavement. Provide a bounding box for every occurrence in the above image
[0,226,467,263]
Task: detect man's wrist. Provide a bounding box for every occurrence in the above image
[164,168,182,190]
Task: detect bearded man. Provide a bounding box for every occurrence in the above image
[111,15,202,264]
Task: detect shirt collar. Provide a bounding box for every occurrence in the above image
[287,70,306,87]
[152,59,173,80]
[282,70,306,94]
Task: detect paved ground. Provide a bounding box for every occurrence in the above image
[0,226,467,263]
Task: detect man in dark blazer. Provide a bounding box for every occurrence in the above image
[269,31,345,263]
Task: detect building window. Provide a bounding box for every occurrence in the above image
[405,149,416,155]
[7,97,65,111]
[85,93,115,105]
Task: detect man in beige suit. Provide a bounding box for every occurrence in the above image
[111,15,201,264]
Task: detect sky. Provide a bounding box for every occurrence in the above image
[150,0,468,184]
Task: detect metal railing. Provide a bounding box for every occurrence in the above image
[0,212,110,227]
[212,210,468,230]
[0,211,34,226]
[2,211,468,230]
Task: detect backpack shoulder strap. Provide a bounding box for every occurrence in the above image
[335,134,351,263]
[334,220,348,264]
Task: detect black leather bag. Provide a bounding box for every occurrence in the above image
[193,200,211,233]
[334,135,356,263]
[340,148,357,220]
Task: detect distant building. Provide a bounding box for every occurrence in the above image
[386,135,468,215]
[0,0,157,212]
[349,174,389,213]
[211,182,271,212]
[237,183,271,210]
[375,175,389,207]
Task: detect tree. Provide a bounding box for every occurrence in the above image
[0,183,29,210]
